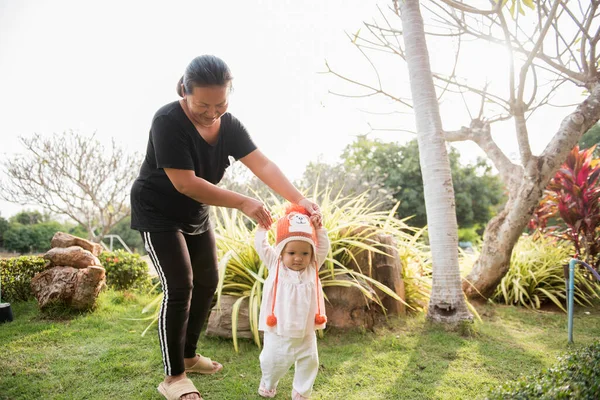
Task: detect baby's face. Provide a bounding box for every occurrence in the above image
[281,240,313,271]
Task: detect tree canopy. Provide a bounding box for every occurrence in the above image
[340,137,506,228]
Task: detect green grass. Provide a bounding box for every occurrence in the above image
[1,291,599,400]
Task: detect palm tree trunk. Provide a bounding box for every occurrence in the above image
[400,0,471,323]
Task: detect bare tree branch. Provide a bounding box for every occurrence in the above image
[437,0,500,15]
[324,60,413,108]
[0,131,142,241]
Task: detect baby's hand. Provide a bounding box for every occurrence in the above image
[310,214,322,228]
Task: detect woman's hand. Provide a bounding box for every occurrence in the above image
[298,198,322,226]
[240,198,273,229]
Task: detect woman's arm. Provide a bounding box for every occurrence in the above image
[164,168,273,228]
[240,149,321,218]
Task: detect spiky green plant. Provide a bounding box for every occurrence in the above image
[492,234,600,311]
[211,187,425,351]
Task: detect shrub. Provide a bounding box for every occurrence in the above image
[492,235,600,310]
[458,225,482,245]
[531,145,600,269]
[98,250,150,290]
[487,341,600,399]
[0,255,46,302]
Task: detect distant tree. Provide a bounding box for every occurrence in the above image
[0,131,143,242]
[66,224,89,239]
[0,215,9,248]
[10,210,48,225]
[3,220,63,254]
[341,137,505,228]
[106,216,144,254]
[300,157,397,212]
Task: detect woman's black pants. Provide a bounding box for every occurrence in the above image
[141,230,218,376]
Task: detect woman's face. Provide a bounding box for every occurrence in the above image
[183,85,229,127]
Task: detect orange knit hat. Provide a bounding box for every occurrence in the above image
[275,204,317,255]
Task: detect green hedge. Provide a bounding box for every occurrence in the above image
[98,250,150,290]
[487,341,600,399]
[0,256,47,302]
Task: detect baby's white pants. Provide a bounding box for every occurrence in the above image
[259,331,319,398]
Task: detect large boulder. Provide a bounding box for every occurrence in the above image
[205,295,254,339]
[322,232,406,330]
[50,232,103,256]
[30,265,105,310]
[348,233,406,316]
[324,275,377,329]
[44,246,101,269]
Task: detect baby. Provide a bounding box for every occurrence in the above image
[254,204,330,399]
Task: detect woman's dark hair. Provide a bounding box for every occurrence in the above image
[176,55,233,97]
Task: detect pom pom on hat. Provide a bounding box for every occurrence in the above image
[266,314,278,327]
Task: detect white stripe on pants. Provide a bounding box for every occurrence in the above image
[259,331,319,398]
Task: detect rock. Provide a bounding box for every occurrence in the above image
[31,266,78,307]
[44,246,101,269]
[205,295,254,339]
[71,266,106,309]
[30,266,105,310]
[347,233,406,316]
[50,232,103,256]
[323,275,377,329]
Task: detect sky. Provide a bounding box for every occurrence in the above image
[0,0,583,219]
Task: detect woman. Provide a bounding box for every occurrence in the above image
[130,55,321,400]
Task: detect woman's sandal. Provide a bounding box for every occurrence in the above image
[185,354,223,375]
[157,378,202,400]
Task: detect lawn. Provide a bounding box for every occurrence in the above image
[1,290,599,400]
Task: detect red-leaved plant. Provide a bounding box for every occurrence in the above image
[529,145,600,269]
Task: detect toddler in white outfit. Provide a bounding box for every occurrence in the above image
[254,204,330,400]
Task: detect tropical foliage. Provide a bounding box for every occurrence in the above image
[492,235,600,311]
[530,145,600,269]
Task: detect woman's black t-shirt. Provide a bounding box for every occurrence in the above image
[130,101,257,234]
